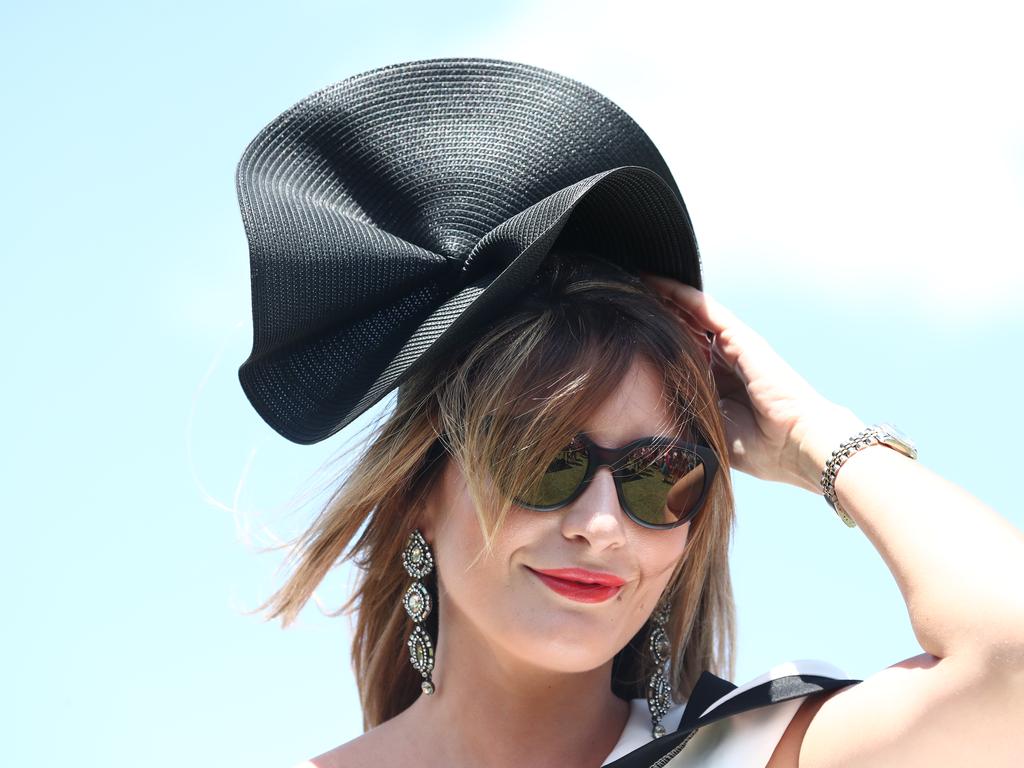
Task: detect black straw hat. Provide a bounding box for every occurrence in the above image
[235,57,703,445]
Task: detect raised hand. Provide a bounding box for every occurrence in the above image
[638,272,863,493]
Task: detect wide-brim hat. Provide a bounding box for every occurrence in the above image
[235,57,703,445]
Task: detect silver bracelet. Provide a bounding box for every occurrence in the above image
[819,422,919,528]
[819,426,885,528]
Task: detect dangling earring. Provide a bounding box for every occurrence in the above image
[646,597,673,737]
[401,528,436,695]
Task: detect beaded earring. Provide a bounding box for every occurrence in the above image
[401,528,436,695]
[647,597,673,737]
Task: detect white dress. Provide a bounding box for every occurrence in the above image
[601,659,857,767]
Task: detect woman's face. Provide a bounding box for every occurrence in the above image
[420,357,691,675]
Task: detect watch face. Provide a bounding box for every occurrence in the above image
[879,422,917,457]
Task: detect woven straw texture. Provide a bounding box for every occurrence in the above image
[235,57,703,444]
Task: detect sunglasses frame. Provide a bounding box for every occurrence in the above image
[512,432,720,530]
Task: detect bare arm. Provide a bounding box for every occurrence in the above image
[765,407,1024,767]
[638,271,1024,766]
[795,408,1024,667]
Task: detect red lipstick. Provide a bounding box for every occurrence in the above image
[529,567,625,603]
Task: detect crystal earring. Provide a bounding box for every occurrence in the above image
[401,528,436,695]
[646,597,673,737]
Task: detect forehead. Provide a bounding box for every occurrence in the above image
[580,358,675,448]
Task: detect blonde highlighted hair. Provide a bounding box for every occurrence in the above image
[256,249,737,731]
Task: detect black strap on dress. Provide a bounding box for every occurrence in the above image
[604,668,863,768]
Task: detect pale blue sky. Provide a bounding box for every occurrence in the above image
[3,1,1022,766]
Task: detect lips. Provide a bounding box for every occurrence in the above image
[527,566,626,603]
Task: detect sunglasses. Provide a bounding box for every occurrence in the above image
[510,432,719,530]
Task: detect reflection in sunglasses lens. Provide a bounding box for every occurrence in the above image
[517,439,588,507]
[619,444,705,526]
[516,438,705,526]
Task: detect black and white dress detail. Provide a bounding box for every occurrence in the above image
[601,659,862,767]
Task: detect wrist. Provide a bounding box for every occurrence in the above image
[790,405,868,493]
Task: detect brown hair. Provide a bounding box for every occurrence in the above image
[256,248,737,731]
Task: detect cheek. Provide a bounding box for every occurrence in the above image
[430,478,528,614]
[628,523,690,610]
[645,523,690,577]
[434,498,539,600]
[430,461,542,587]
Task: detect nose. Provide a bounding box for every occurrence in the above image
[559,466,628,549]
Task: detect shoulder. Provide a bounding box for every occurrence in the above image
[674,658,859,768]
[764,687,844,768]
[289,719,406,768]
[287,736,369,768]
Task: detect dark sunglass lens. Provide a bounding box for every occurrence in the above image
[515,438,588,508]
[618,443,706,526]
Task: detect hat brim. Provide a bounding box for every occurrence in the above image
[239,163,700,444]
[235,58,704,444]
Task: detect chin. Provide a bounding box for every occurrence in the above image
[511,643,616,674]
[496,621,624,672]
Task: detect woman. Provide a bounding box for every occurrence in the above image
[233,59,1024,767]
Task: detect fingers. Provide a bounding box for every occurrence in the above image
[642,277,710,335]
[656,291,717,363]
[639,272,774,362]
[638,272,740,338]
[639,271,761,387]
